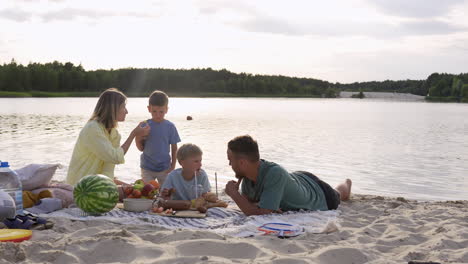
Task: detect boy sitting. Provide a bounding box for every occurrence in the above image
[160,143,210,200]
[159,143,227,210]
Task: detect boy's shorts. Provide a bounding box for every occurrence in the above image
[295,171,341,210]
[141,168,168,185]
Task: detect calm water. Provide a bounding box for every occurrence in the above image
[1,97,467,201]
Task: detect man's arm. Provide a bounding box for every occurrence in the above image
[225,179,274,216]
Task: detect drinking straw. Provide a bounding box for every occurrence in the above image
[215,172,218,196]
[194,171,198,199]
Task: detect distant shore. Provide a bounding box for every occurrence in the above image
[339,91,426,101]
[0,90,425,100]
[0,91,324,98]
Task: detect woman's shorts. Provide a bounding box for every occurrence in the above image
[295,171,341,210]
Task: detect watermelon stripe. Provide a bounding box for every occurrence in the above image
[73,174,118,214]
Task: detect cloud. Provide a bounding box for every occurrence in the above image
[196,0,257,16]
[368,0,468,18]
[0,7,158,23]
[239,17,306,36]
[41,8,155,22]
[15,0,65,2]
[0,8,32,22]
[236,16,468,38]
[399,20,467,35]
[195,1,468,38]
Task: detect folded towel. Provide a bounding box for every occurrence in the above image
[27,198,63,214]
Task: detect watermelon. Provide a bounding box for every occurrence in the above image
[73,174,119,214]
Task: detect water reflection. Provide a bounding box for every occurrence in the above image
[1,98,467,201]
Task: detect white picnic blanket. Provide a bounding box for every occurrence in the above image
[37,207,340,237]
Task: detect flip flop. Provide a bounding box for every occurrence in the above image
[2,217,34,229]
[17,213,54,230]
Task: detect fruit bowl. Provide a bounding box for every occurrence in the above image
[123,198,154,212]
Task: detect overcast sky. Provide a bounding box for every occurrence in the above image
[0,0,467,83]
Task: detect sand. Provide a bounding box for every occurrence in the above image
[1,194,467,264]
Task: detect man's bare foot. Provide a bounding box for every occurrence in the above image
[335,179,352,201]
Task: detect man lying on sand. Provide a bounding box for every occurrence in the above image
[225,135,352,216]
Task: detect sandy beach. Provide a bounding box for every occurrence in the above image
[1,194,467,264]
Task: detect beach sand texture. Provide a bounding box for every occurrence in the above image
[1,194,467,264]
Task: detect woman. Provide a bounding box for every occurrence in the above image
[66,88,149,186]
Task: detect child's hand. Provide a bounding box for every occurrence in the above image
[161,188,175,199]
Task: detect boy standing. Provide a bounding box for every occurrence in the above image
[136,90,181,185]
[160,143,211,201]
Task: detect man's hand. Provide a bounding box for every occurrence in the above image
[225,178,242,197]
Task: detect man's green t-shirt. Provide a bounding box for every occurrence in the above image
[241,160,328,211]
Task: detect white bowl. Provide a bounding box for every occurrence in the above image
[123,198,154,212]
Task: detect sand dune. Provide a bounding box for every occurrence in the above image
[1,194,467,263]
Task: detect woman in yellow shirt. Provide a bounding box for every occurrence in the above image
[66,88,149,186]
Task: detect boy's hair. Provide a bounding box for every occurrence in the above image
[149,90,169,107]
[90,88,127,129]
[228,135,260,162]
[177,143,203,161]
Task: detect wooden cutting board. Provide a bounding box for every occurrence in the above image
[150,210,206,218]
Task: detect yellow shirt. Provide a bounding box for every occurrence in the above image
[66,120,125,185]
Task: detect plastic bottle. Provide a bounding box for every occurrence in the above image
[0,161,23,215]
[0,189,16,219]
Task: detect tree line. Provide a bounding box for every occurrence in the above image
[0,59,467,102]
[0,60,335,97]
[336,73,468,102]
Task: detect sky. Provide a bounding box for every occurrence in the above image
[0,0,467,83]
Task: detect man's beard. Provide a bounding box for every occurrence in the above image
[235,173,245,180]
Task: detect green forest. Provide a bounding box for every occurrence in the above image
[0,60,467,102]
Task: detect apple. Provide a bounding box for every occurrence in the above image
[141,183,155,197]
[133,179,145,191]
[123,186,133,196]
[132,189,142,198]
[134,179,144,185]
[148,189,158,198]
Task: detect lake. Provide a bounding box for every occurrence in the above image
[1,97,467,201]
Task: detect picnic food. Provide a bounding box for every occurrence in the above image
[197,193,228,208]
[73,174,119,214]
[153,192,228,214]
[125,180,159,199]
[193,197,206,208]
[160,200,191,210]
[151,206,164,213]
[202,192,218,203]
[133,179,145,191]
[148,180,160,189]
[141,183,155,197]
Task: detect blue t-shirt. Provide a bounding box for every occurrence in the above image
[140,119,181,172]
[161,168,211,200]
